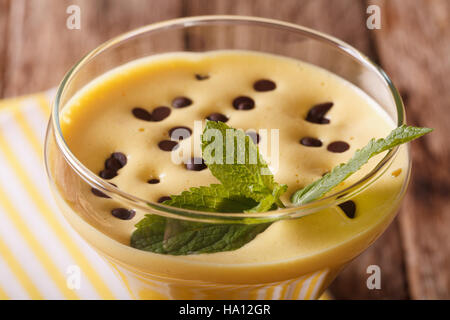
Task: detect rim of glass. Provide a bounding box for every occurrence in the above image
[49,15,406,223]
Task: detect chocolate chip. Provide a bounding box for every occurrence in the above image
[132,107,152,121]
[207,113,229,122]
[105,158,121,171]
[327,141,350,153]
[100,152,127,180]
[151,106,171,122]
[112,153,127,166]
[157,196,172,203]
[305,102,333,124]
[233,96,255,110]
[158,140,179,151]
[300,137,323,147]
[111,208,136,220]
[91,188,110,198]
[105,152,127,171]
[195,74,209,80]
[246,131,260,144]
[99,169,117,180]
[185,157,207,171]
[338,200,356,219]
[147,178,160,184]
[172,97,192,108]
[253,79,276,92]
[169,126,192,140]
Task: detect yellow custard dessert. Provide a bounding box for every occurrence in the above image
[47,51,410,299]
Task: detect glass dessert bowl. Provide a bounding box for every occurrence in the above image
[44,16,410,300]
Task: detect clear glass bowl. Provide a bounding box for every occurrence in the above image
[44,16,410,300]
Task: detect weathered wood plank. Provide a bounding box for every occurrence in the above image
[369,0,450,299]
[1,0,183,98]
[184,0,409,300]
[184,0,376,57]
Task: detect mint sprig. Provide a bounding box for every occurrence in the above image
[291,125,432,204]
[131,123,432,255]
[131,121,286,255]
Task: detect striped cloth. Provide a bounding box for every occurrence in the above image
[0,90,131,299]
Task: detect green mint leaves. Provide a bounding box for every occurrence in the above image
[130,121,286,255]
[202,121,287,212]
[151,184,258,213]
[291,125,432,204]
[131,123,432,255]
[130,214,270,255]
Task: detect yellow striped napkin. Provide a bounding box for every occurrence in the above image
[0,90,131,299]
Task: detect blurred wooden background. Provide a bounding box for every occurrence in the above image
[0,0,448,299]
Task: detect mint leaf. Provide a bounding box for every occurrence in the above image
[130,215,270,255]
[131,122,286,255]
[157,184,258,213]
[290,125,433,204]
[202,120,287,207]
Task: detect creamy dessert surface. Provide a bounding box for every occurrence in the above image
[58,51,408,265]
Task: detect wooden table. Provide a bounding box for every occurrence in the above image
[0,0,448,299]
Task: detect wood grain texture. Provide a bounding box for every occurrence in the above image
[369,0,450,299]
[184,0,376,57]
[1,0,183,97]
[0,0,447,299]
